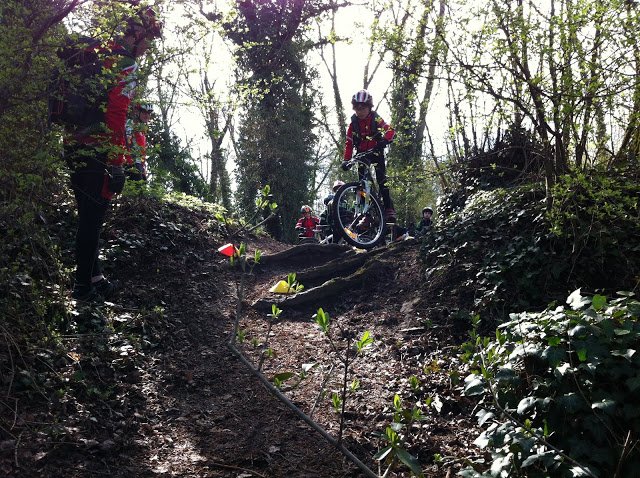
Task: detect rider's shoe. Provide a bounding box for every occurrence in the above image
[384,208,397,222]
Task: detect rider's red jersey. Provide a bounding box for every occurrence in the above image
[296,215,320,238]
[343,112,395,160]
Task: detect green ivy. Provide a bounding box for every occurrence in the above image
[462,290,640,477]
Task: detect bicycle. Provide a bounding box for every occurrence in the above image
[331,150,387,249]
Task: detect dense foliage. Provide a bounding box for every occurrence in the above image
[423,129,639,325]
[423,129,640,476]
[462,291,640,477]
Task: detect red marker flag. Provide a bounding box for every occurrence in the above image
[217,243,237,257]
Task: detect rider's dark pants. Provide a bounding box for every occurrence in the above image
[66,145,110,287]
[358,151,394,210]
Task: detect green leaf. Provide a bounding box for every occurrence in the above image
[567,289,590,310]
[313,308,330,333]
[568,325,588,338]
[273,372,294,383]
[373,445,393,461]
[463,376,485,396]
[476,409,495,426]
[356,330,374,353]
[521,453,541,468]
[474,431,491,448]
[576,348,588,362]
[395,447,423,477]
[614,328,631,336]
[301,362,316,373]
[592,294,607,311]
[611,349,636,360]
[517,396,536,415]
[547,336,561,346]
[393,394,402,411]
[557,392,585,414]
[591,399,616,414]
[626,376,640,391]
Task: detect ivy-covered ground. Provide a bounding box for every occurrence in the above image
[2,170,639,477]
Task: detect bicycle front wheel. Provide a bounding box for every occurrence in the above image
[332,182,386,249]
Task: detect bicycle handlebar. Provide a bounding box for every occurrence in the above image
[345,148,376,168]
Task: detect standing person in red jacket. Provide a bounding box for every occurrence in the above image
[125,102,153,181]
[65,7,162,301]
[295,205,320,238]
[342,89,397,222]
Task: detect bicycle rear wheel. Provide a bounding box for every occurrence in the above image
[332,181,386,249]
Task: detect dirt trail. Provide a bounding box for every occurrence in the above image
[5,208,480,477]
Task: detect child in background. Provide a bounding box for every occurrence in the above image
[295,205,320,238]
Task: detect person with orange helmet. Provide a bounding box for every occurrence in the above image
[342,89,397,222]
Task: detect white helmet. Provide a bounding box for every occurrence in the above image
[332,180,345,192]
[351,89,373,107]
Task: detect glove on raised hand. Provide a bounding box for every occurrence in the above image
[341,161,351,171]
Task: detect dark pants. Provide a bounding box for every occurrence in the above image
[66,145,110,287]
[358,152,393,210]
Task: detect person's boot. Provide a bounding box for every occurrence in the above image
[93,278,120,300]
[71,284,100,302]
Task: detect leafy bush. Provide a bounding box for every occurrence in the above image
[462,290,640,478]
[422,184,555,323]
[438,126,545,218]
[548,170,640,292]
[422,168,640,325]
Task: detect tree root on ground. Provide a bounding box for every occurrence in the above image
[258,243,351,267]
[252,258,390,311]
[252,239,417,311]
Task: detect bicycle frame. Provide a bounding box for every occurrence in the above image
[345,152,381,220]
[333,150,387,249]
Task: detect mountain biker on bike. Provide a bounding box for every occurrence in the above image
[342,89,396,222]
[295,205,320,238]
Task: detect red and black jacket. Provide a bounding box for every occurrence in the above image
[343,111,395,160]
[295,215,320,237]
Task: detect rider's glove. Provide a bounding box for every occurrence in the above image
[107,165,126,194]
[341,161,351,171]
[374,139,389,152]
